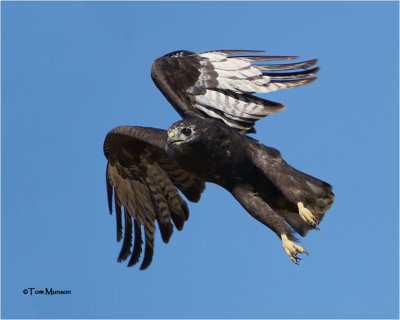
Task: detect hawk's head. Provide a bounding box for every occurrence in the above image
[167,118,205,147]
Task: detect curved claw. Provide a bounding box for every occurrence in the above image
[308,218,320,231]
[297,202,320,230]
[281,234,309,264]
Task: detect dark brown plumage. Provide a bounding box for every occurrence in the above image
[104,50,334,269]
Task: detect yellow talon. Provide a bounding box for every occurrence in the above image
[281,234,309,264]
[297,202,319,229]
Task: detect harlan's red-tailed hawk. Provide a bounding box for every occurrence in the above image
[103,50,334,270]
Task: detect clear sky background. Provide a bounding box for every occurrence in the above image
[1,1,399,319]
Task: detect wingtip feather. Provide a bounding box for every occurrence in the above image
[127,220,143,267]
[139,243,154,270]
[106,165,113,214]
[117,211,132,262]
[304,58,318,69]
[158,222,173,244]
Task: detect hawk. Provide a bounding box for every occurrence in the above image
[103,50,334,270]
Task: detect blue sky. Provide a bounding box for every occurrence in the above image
[1,1,399,319]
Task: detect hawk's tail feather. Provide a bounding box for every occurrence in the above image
[247,139,334,237]
[297,171,334,215]
[277,172,334,237]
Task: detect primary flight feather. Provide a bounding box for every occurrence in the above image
[103,49,334,270]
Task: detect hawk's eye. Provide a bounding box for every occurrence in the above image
[181,128,192,136]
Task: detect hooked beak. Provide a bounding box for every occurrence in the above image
[167,129,185,146]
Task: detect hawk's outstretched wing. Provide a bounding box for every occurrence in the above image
[151,50,319,132]
[103,126,205,270]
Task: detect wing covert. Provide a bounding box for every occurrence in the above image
[104,126,205,269]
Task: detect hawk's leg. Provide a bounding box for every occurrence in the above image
[297,202,319,230]
[231,183,308,263]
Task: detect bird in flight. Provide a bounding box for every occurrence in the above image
[103,49,334,270]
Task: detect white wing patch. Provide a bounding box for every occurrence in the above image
[193,89,285,130]
[188,50,319,131]
[195,90,273,119]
